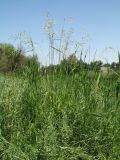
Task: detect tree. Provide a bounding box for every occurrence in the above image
[0,43,40,73]
[0,43,17,72]
[118,52,120,69]
[111,62,117,70]
[90,60,103,71]
[60,54,79,74]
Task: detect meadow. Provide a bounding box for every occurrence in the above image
[0,68,120,160]
[1,1,120,159]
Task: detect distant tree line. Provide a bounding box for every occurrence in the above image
[0,43,120,75]
[41,53,120,75]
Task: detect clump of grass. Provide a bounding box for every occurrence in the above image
[0,68,120,159]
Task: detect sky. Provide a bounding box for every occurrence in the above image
[0,0,120,64]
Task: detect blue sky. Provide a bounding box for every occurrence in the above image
[0,0,120,64]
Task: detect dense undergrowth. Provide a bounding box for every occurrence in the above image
[0,69,120,160]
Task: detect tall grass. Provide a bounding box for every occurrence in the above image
[0,23,120,159]
[0,67,120,160]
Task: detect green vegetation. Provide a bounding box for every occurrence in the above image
[0,54,120,160]
[0,27,120,159]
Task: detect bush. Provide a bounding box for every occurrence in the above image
[0,43,40,74]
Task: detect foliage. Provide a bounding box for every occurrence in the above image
[0,43,40,73]
[0,64,120,159]
[89,60,103,71]
[0,38,120,159]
